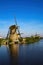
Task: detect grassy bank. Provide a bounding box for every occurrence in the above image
[0,35,41,45]
[25,36,40,44]
[0,38,5,43]
[0,38,7,45]
[0,39,4,46]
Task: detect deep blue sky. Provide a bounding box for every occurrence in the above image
[0,0,43,37]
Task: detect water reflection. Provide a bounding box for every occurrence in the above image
[0,45,10,65]
[9,44,19,65]
[0,40,43,65]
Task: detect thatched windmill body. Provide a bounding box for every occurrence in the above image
[7,18,23,43]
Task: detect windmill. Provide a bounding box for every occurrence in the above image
[6,17,23,43]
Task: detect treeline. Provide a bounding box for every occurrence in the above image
[0,39,3,43]
[40,37,43,39]
[0,39,4,46]
[25,36,40,44]
[0,38,6,45]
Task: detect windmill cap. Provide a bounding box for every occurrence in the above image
[9,25,18,30]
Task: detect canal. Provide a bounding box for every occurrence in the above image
[0,40,43,65]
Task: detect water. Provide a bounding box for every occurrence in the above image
[0,40,43,65]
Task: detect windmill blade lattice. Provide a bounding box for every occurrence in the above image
[14,17,21,37]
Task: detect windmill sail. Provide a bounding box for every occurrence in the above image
[6,29,10,39]
[14,17,21,37]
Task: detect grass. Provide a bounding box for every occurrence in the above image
[0,35,40,45]
[25,36,40,44]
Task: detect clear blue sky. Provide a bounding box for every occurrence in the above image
[0,0,43,37]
